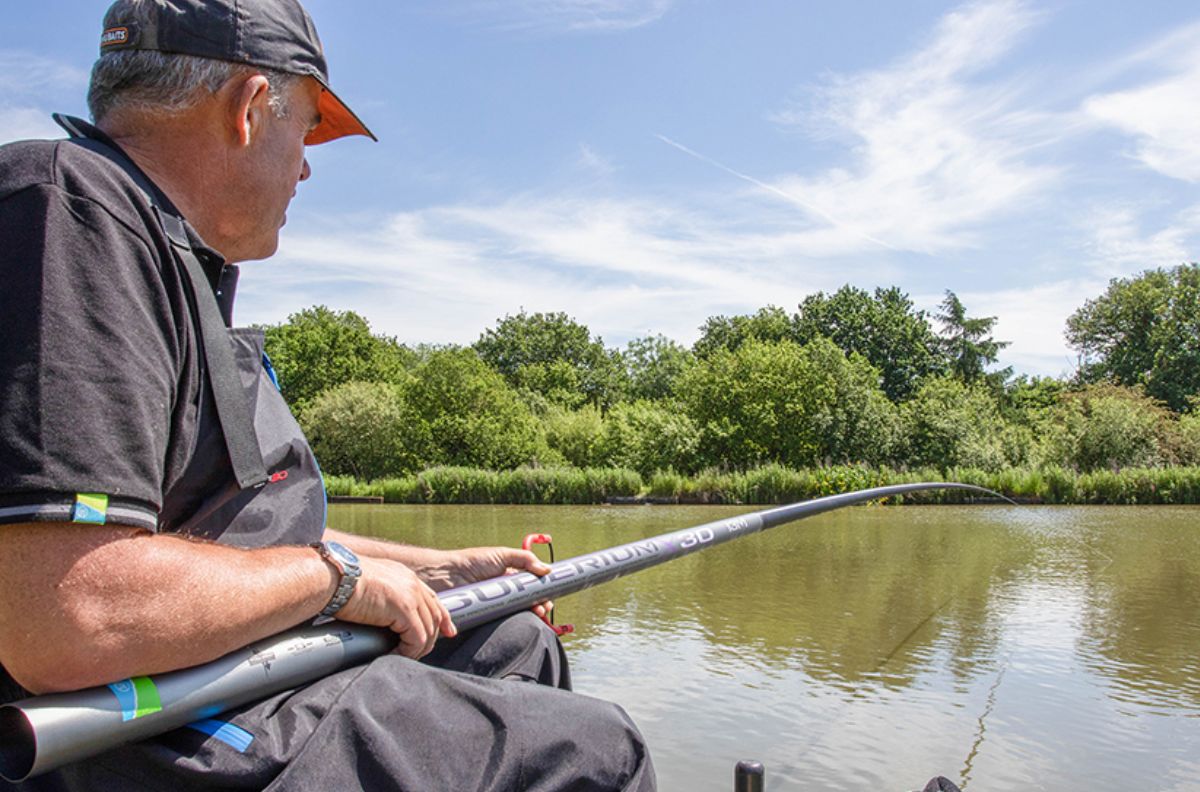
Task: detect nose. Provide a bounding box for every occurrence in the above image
[299,157,311,182]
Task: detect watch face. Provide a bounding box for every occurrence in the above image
[327,541,359,566]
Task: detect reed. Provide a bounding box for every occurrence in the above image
[325,466,1200,505]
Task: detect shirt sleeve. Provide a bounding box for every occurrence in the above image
[0,182,182,530]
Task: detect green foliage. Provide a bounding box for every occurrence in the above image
[598,400,700,476]
[1067,268,1171,389]
[1066,263,1200,411]
[542,405,606,468]
[623,334,695,401]
[301,381,431,480]
[327,466,642,504]
[402,347,542,469]
[262,306,414,412]
[473,311,627,409]
[794,285,946,402]
[936,291,1010,386]
[692,306,793,359]
[678,337,898,469]
[1037,384,1171,472]
[901,376,1015,472]
[329,463,1200,505]
[1001,375,1066,423]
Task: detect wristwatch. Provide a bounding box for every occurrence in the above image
[312,540,361,619]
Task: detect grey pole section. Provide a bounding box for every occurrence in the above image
[0,482,998,781]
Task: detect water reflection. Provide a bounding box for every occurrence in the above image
[331,503,1200,791]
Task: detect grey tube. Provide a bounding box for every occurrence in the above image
[0,482,995,781]
[0,624,395,781]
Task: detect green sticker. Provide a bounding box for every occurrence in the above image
[131,676,162,718]
[72,493,109,524]
[108,676,162,721]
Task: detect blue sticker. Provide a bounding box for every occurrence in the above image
[187,719,254,753]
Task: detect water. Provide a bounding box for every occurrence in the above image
[331,503,1200,791]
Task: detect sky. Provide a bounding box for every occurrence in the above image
[5,1,1200,378]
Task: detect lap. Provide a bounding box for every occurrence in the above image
[9,614,654,792]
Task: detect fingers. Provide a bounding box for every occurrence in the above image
[497,548,552,577]
[532,599,554,620]
[340,558,452,660]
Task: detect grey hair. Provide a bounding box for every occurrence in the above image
[88,49,297,123]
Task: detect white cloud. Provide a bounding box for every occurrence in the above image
[768,0,1059,254]
[940,281,1105,378]
[1080,203,1200,276]
[0,107,66,145]
[465,0,673,33]
[241,193,854,348]
[1083,43,1200,182]
[0,52,87,94]
[0,52,87,144]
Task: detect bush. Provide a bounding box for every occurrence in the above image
[403,348,543,469]
[599,400,700,476]
[678,337,898,469]
[901,376,1012,472]
[1037,384,1170,471]
[301,381,431,480]
[542,405,606,468]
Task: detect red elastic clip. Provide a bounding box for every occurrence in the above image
[521,533,574,637]
[268,470,289,483]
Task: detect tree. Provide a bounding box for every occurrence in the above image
[300,381,431,480]
[678,337,898,469]
[900,376,1019,471]
[1036,384,1171,472]
[692,306,793,359]
[261,306,413,412]
[936,291,1010,385]
[1067,264,1200,411]
[598,400,700,476]
[541,405,606,468]
[473,311,627,409]
[794,285,946,402]
[622,334,694,401]
[402,347,543,469]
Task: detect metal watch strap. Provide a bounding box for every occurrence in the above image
[313,542,360,618]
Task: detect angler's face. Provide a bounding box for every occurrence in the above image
[224,76,319,262]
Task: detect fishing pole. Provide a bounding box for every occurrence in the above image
[0,481,1002,782]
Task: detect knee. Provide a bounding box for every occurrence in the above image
[542,698,656,791]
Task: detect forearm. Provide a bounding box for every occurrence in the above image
[323,527,444,571]
[0,523,336,694]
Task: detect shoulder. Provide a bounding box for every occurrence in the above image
[0,136,159,243]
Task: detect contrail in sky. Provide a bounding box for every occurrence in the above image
[655,134,898,252]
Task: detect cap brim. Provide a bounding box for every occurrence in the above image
[306,83,376,146]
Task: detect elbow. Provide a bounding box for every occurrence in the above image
[0,607,136,695]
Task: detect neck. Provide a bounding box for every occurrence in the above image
[99,109,237,261]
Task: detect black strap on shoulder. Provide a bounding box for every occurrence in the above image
[156,209,269,490]
[59,120,268,490]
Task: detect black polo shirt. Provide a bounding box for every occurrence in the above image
[0,116,237,532]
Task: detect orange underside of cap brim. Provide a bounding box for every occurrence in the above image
[306,88,376,146]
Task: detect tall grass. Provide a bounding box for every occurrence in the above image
[327,465,1200,505]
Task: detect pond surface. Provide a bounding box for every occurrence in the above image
[330,503,1200,792]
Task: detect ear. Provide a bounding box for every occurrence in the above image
[222,72,272,148]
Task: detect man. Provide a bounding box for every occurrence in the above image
[0,1,655,789]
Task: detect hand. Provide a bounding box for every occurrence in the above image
[417,546,552,591]
[419,547,556,622]
[336,557,456,659]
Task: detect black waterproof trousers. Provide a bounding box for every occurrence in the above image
[8,614,655,791]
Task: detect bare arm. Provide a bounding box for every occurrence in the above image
[323,527,551,591]
[0,523,453,694]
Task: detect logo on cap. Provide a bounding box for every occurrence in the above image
[100,27,131,48]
